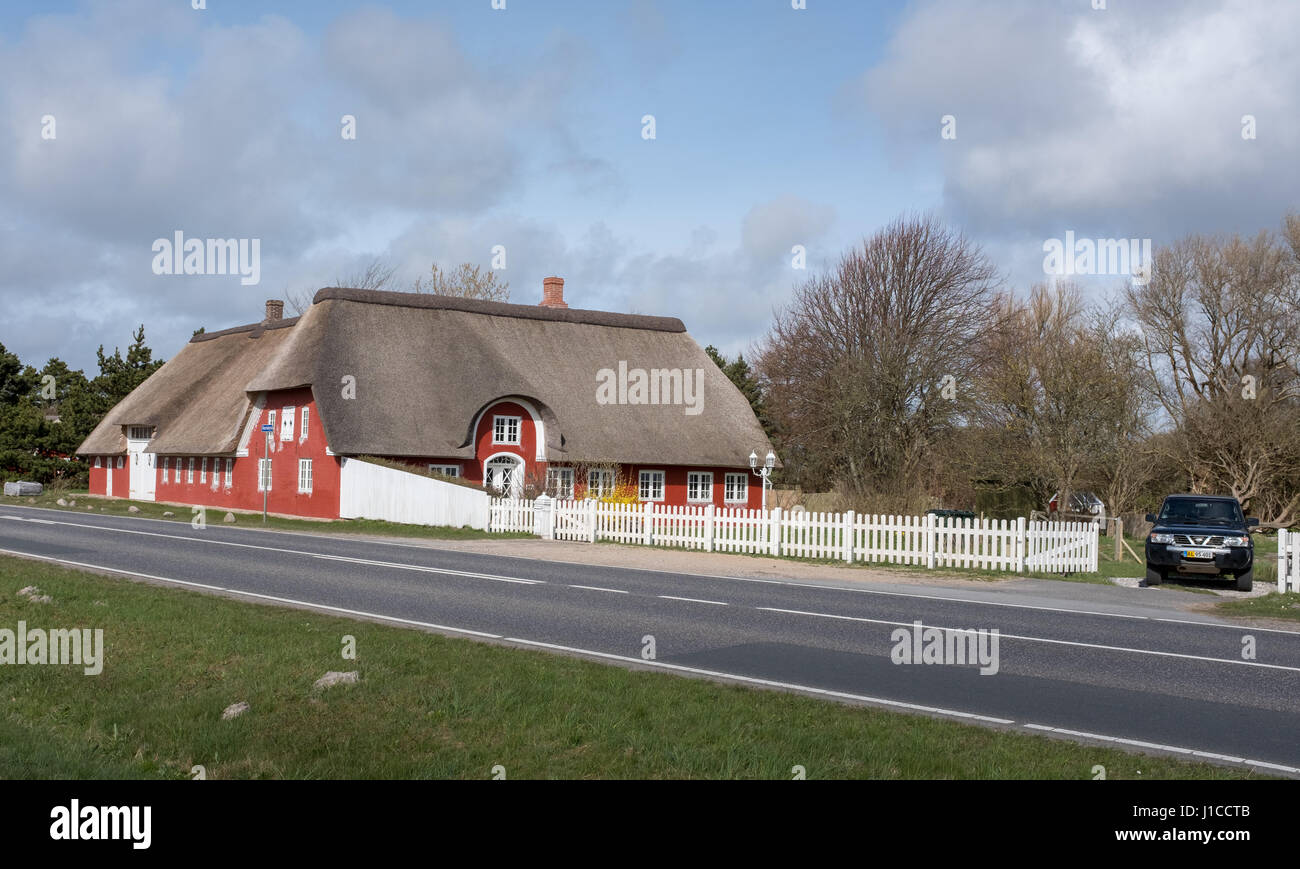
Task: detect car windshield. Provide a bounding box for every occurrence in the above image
[1159,499,1243,525]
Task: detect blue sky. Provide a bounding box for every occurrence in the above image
[1,0,1296,371]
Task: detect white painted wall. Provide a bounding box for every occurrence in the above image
[339,458,489,530]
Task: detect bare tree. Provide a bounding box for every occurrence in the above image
[1125,220,1300,522]
[410,262,510,302]
[757,214,1000,512]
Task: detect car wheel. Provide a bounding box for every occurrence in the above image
[1235,570,1253,592]
[1145,565,1164,586]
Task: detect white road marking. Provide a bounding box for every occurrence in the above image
[568,585,628,594]
[312,553,543,585]
[1022,724,1299,774]
[759,606,1300,672]
[659,595,728,606]
[0,547,502,638]
[0,544,1295,776]
[10,504,1299,636]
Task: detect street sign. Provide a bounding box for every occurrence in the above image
[261,424,274,432]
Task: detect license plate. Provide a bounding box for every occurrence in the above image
[1183,549,1213,559]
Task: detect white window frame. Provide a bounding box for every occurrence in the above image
[258,458,272,492]
[724,472,748,504]
[587,469,614,499]
[94,456,101,468]
[161,457,168,483]
[224,458,233,488]
[267,410,276,436]
[428,464,460,477]
[639,470,665,502]
[687,471,713,503]
[298,458,313,494]
[281,406,295,441]
[546,467,575,499]
[186,458,194,483]
[492,414,521,446]
[300,407,310,442]
[200,457,207,483]
[117,456,124,469]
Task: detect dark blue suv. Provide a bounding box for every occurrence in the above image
[1144,495,1258,591]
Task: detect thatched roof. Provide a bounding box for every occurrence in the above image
[80,288,774,467]
[77,318,299,456]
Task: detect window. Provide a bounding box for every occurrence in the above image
[639,470,665,502]
[492,415,521,445]
[485,457,521,496]
[428,464,460,477]
[298,459,313,494]
[161,458,169,483]
[258,459,272,492]
[267,410,276,435]
[281,407,295,441]
[300,407,310,441]
[725,473,747,504]
[186,458,194,483]
[687,472,713,503]
[587,469,614,499]
[128,426,151,440]
[117,457,124,469]
[224,459,233,488]
[94,456,101,469]
[546,467,575,499]
[200,457,207,483]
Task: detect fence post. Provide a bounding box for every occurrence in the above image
[842,510,854,563]
[705,504,715,552]
[1113,517,1123,562]
[643,501,653,546]
[1016,516,1027,572]
[926,512,936,569]
[533,494,553,540]
[1280,529,1289,593]
[770,507,782,557]
[587,498,598,543]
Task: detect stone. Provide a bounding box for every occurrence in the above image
[162,511,175,518]
[17,586,52,604]
[56,498,67,506]
[127,505,140,513]
[313,671,360,691]
[221,701,250,721]
[68,499,75,506]
[223,512,236,523]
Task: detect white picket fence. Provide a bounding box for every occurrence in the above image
[1278,529,1300,592]
[487,497,1099,574]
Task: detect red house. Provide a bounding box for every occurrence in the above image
[77,279,776,520]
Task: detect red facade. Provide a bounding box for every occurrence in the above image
[85,396,761,514]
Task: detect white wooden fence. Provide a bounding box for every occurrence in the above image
[487,498,1099,574]
[1278,529,1300,593]
[340,458,489,530]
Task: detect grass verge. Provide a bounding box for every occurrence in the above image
[1214,591,1300,622]
[0,554,1269,779]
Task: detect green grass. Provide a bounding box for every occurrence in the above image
[0,555,1272,779]
[1214,591,1300,622]
[12,488,531,543]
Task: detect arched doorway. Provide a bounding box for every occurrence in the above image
[484,454,524,499]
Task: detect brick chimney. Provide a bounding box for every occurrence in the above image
[539,276,568,309]
[265,299,284,322]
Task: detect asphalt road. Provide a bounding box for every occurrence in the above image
[2,503,1298,775]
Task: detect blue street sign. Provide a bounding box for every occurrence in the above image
[261,424,274,432]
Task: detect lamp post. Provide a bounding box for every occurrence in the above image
[749,449,776,511]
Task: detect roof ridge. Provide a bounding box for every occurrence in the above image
[190,316,301,343]
[311,287,686,333]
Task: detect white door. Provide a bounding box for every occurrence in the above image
[105,462,112,497]
[126,430,156,501]
[484,456,524,499]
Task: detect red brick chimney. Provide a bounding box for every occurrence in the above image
[265,299,284,322]
[539,276,568,309]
